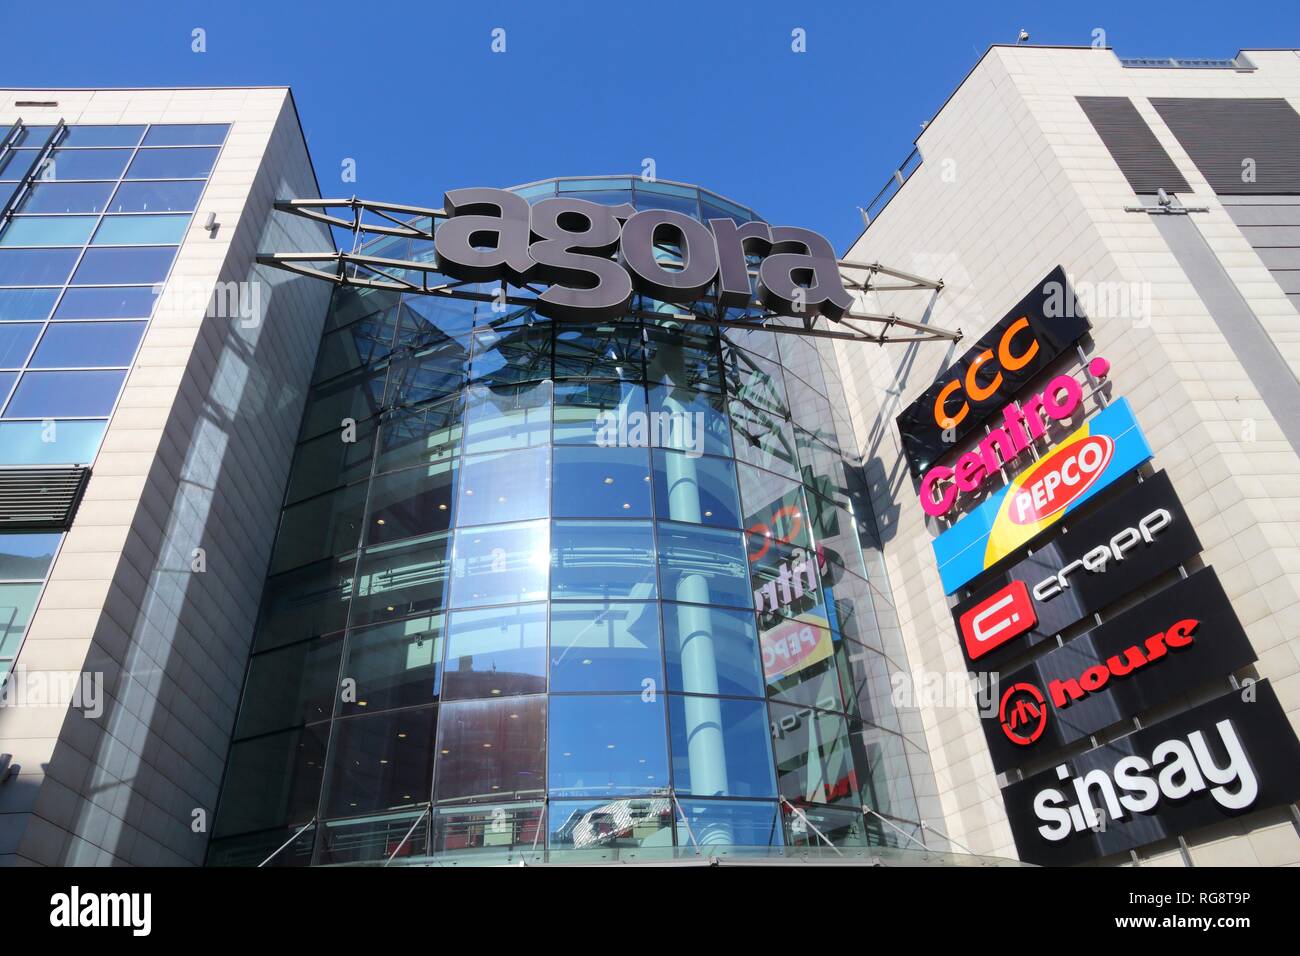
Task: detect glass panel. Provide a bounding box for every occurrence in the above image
[141,124,228,146]
[553,444,651,519]
[647,382,732,457]
[656,523,752,610]
[675,800,782,847]
[839,643,902,734]
[376,398,462,474]
[548,695,669,797]
[298,364,387,441]
[0,288,58,322]
[0,533,60,580]
[549,797,674,852]
[468,323,550,386]
[206,826,314,867]
[284,418,376,506]
[553,380,646,446]
[431,802,543,854]
[854,724,919,824]
[449,519,548,608]
[319,810,428,865]
[723,344,789,417]
[383,341,468,408]
[3,370,126,417]
[456,446,550,526]
[107,180,205,213]
[0,249,80,286]
[253,554,354,654]
[212,725,327,838]
[312,307,399,384]
[338,613,443,717]
[0,323,40,367]
[784,804,871,848]
[0,419,105,464]
[652,450,741,528]
[762,619,846,712]
[0,582,42,657]
[554,322,644,380]
[71,246,177,285]
[42,148,132,181]
[125,147,219,179]
[30,321,145,367]
[549,601,661,693]
[443,602,547,700]
[770,703,860,808]
[15,182,115,214]
[667,695,777,798]
[60,126,145,148]
[270,482,366,574]
[351,532,451,629]
[92,214,190,245]
[233,635,343,739]
[53,285,159,320]
[662,602,765,699]
[739,464,811,558]
[0,216,98,247]
[645,323,722,392]
[730,400,799,479]
[322,705,437,817]
[365,459,457,544]
[434,696,546,804]
[461,381,551,453]
[551,519,657,601]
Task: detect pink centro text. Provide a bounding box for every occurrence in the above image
[917,361,1108,518]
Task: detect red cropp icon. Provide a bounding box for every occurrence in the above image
[999,682,1048,745]
[959,580,1036,661]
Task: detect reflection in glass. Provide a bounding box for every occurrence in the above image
[434,696,546,803]
[553,379,645,446]
[552,445,651,518]
[457,446,550,525]
[549,601,661,692]
[449,520,549,607]
[770,702,860,808]
[351,532,451,629]
[548,695,669,797]
[432,802,543,855]
[674,799,782,848]
[339,613,443,717]
[234,635,343,739]
[322,705,437,817]
[549,797,674,851]
[656,522,751,610]
[366,460,457,544]
[319,810,428,864]
[667,694,776,799]
[462,381,551,453]
[214,725,327,838]
[652,450,741,528]
[551,520,656,601]
[443,602,546,699]
[662,602,765,699]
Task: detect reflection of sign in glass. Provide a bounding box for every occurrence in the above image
[761,615,833,682]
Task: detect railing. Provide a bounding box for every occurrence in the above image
[860,147,923,227]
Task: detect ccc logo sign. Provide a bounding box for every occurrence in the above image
[932,316,1040,430]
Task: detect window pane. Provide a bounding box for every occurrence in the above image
[253,555,354,654]
[656,523,752,610]
[270,482,366,573]
[319,810,428,865]
[142,124,229,146]
[762,619,846,712]
[298,364,387,442]
[284,419,376,506]
[554,322,645,379]
[322,705,437,817]
[338,613,443,717]
[784,804,872,848]
[125,147,219,179]
[15,182,115,214]
[108,180,205,213]
[432,802,543,855]
[553,445,650,519]
[0,419,105,464]
[53,285,159,320]
[462,381,551,453]
[233,635,343,739]
[0,582,43,657]
[93,214,190,245]
[30,321,145,368]
[384,341,469,408]
[3,370,126,417]
[42,148,131,181]
[365,460,457,544]
[667,695,777,798]
[739,464,811,557]
[72,246,177,285]
[549,601,661,692]
[730,401,800,479]
[0,249,79,286]
[663,602,765,698]
[647,383,732,456]
[548,695,669,797]
[553,380,645,445]
[0,533,60,580]
[0,288,58,322]
[645,323,722,391]
[434,696,546,804]
[652,450,741,528]
[675,799,782,848]
[351,532,451,629]
[0,216,98,247]
[771,703,861,809]
[0,324,40,367]
[548,797,674,851]
[457,446,550,525]
[443,602,546,700]
[61,125,145,148]
[212,725,326,838]
[375,398,461,475]
[312,307,399,384]
[551,520,657,601]
[449,520,549,608]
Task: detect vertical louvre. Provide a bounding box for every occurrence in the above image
[1151,97,1300,195]
[1077,96,1191,194]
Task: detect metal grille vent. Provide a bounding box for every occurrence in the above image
[0,466,91,530]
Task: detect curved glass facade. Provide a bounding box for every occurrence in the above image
[207,177,946,866]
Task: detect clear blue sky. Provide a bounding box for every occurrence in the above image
[5,0,1296,249]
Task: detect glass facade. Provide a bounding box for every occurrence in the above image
[0,121,227,684]
[208,177,942,865]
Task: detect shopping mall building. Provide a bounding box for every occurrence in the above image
[1,44,1299,868]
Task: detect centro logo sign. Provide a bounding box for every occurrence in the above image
[432,187,853,323]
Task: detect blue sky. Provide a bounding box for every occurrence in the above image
[5,0,1296,249]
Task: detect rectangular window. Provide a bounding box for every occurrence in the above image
[0,216,99,247]
[443,603,547,700]
[30,321,146,368]
[0,533,61,581]
[0,288,58,322]
[2,369,127,417]
[60,126,145,148]
[0,324,41,368]
[141,124,229,147]
[108,180,205,213]
[71,246,177,285]
[0,419,106,464]
[93,214,190,246]
[15,182,116,214]
[125,147,219,180]
[42,148,132,181]
[53,286,160,320]
[0,249,80,286]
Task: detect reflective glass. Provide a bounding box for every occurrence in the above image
[108,180,205,213]
[0,288,58,322]
[0,419,105,464]
[0,216,98,247]
[730,402,800,479]
[92,214,190,245]
[449,520,549,608]
[739,464,811,557]
[468,323,550,386]
[213,725,327,838]
[313,308,399,384]
[548,797,674,851]
[0,249,79,286]
[551,519,657,601]
[284,419,376,506]
[784,805,871,848]
[0,582,42,657]
[0,533,60,580]
[548,695,669,797]
[42,148,131,181]
[662,602,765,698]
[762,619,846,712]
[652,449,740,528]
[30,321,145,367]
[142,124,229,146]
[549,601,661,692]
[253,555,354,653]
[15,182,115,214]
[323,705,437,817]
[457,446,550,526]
[3,369,126,417]
[351,532,451,629]
[552,444,651,518]
[432,802,543,854]
[553,379,646,446]
[647,382,732,457]
[270,482,366,574]
[854,723,919,824]
[125,147,219,179]
[376,399,461,474]
[233,635,343,739]
[365,459,457,544]
[667,694,776,798]
[384,341,468,407]
[675,799,782,848]
[434,696,546,804]
[443,602,547,700]
[60,126,145,148]
[52,285,159,320]
[645,323,722,392]
[0,323,40,367]
[71,246,176,285]
[770,703,860,808]
[656,523,752,610]
[462,381,551,453]
[298,364,387,441]
[319,810,428,865]
[339,613,443,717]
[554,322,645,380]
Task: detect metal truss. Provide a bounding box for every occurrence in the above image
[257,197,961,346]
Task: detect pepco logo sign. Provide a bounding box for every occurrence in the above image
[958,580,1036,660]
[1010,434,1114,525]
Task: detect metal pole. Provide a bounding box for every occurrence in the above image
[861,805,929,853]
[257,818,316,868]
[780,797,844,857]
[384,805,431,867]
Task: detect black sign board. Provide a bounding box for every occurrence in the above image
[978,567,1256,773]
[952,471,1201,671]
[896,266,1091,479]
[1002,679,1300,866]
